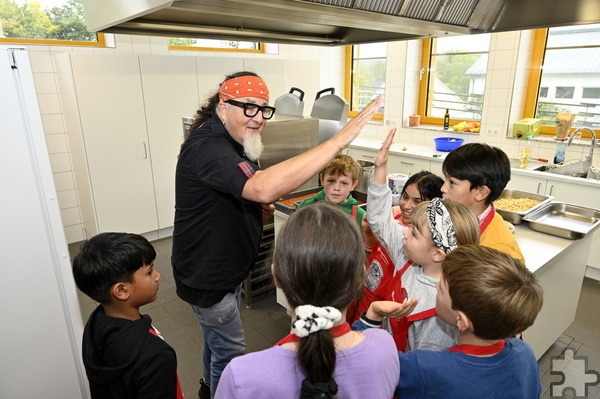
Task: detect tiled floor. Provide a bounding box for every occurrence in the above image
[73,237,600,399]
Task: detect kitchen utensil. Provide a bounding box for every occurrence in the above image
[523,202,600,239]
[494,189,554,225]
[273,87,305,117]
[356,160,374,194]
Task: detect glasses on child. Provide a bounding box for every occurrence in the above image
[226,99,276,120]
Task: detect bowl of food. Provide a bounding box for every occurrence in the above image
[493,189,554,224]
[434,137,464,152]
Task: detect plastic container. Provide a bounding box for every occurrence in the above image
[408,114,421,127]
[554,139,567,164]
[434,137,464,152]
[388,173,409,195]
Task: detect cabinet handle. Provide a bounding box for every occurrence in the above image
[400,161,415,166]
[548,184,554,196]
[142,142,148,159]
[361,154,374,159]
[537,183,541,194]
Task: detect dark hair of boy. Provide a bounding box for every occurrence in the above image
[403,171,444,200]
[442,143,511,204]
[72,232,156,304]
[442,244,543,339]
[272,203,366,397]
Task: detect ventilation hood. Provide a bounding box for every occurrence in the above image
[83,0,600,46]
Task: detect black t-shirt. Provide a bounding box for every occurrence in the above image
[172,115,263,307]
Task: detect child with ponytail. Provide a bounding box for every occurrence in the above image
[215,203,399,399]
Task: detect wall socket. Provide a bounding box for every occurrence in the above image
[487,129,499,136]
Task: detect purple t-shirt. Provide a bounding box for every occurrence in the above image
[215,328,399,399]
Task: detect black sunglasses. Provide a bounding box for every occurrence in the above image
[226,99,276,120]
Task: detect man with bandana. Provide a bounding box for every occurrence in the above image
[172,71,382,398]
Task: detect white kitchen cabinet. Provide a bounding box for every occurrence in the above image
[508,172,595,207]
[56,53,159,236]
[139,55,199,229]
[346,146,376,161]
[346,147,433,177]
[507,173,548,194]
[389,154,431,176]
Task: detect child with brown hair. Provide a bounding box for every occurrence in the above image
[296,154,365,228]
[397,244,543,398]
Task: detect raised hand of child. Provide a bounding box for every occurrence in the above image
[372,128,397,185]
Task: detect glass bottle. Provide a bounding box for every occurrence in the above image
[519,131,532,168]
[443,109,450,130]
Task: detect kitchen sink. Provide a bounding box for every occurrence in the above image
[533,160,591,179]
[508,157,549,171]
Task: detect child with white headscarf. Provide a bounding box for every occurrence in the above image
[356,129,481,351]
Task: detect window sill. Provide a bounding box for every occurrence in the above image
[402,124,480,135]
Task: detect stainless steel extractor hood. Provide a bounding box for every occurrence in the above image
[83,0,600,46]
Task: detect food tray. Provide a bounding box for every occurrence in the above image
[494,189,554,225]
[274,187,366,215]
[523,202,600,240]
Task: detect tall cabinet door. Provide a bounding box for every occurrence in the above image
[69,53,159,233]
[139,55,199,229]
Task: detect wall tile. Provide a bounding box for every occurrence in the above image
[42,114,65,135]
[57,189,79,209]
[60,207,82,226]
[64,224,85,243]
[45,133,69,154]
[37,93,62,114]
[49,152,72,173]
[33,72,58,94]
[53,171,75,191]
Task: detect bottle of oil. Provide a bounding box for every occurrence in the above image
[443,109,450,130]
[519,131,532,168]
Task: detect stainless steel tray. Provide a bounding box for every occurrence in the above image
[494,189,554,224]
[523,202,600,239]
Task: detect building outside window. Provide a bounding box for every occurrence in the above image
[345,43,386,118]
[418,34,491,126]
[534,24,600,131]
[0,0,104,46]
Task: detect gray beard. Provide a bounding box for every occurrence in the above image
[243,133,264,162]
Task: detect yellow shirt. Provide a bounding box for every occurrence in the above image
[480,212,525,262]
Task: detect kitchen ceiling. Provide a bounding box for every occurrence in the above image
[83,0,600,46]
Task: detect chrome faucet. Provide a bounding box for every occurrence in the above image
[566,127,597,161]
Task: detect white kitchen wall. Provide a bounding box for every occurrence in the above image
[21,35,345,243]
[18,32,598,243]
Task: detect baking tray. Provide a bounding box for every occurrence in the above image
[494,189,554,224]
[274,187,367,214]
[523,202,600,239]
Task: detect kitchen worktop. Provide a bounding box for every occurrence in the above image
[348,137,600,187]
